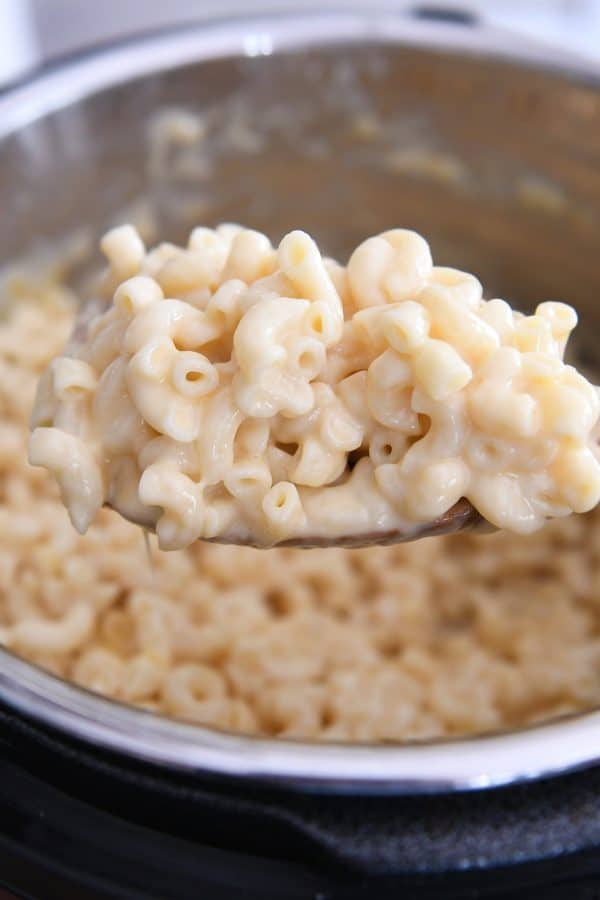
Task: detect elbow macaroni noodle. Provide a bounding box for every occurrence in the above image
[29,223,600,549]
[0,277,600,739]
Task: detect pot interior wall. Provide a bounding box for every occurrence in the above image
[1,41,600,362]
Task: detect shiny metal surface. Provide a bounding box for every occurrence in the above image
[4,646,600,793]
[1,11,600,792]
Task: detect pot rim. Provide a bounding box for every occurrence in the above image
[4,646,600,793]
[1,9,600,794]
[1,8,600,139]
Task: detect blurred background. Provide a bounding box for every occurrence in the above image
[2,0,600,87]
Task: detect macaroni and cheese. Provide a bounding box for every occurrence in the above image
[29,224,600,549]
[1,280,600,739]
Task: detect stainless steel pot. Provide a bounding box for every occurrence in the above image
[1,10,600,794]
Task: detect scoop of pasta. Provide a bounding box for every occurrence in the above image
[28,223,600,550]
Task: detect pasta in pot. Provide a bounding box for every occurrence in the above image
[1,277,600,739]
[28,223,600,549]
